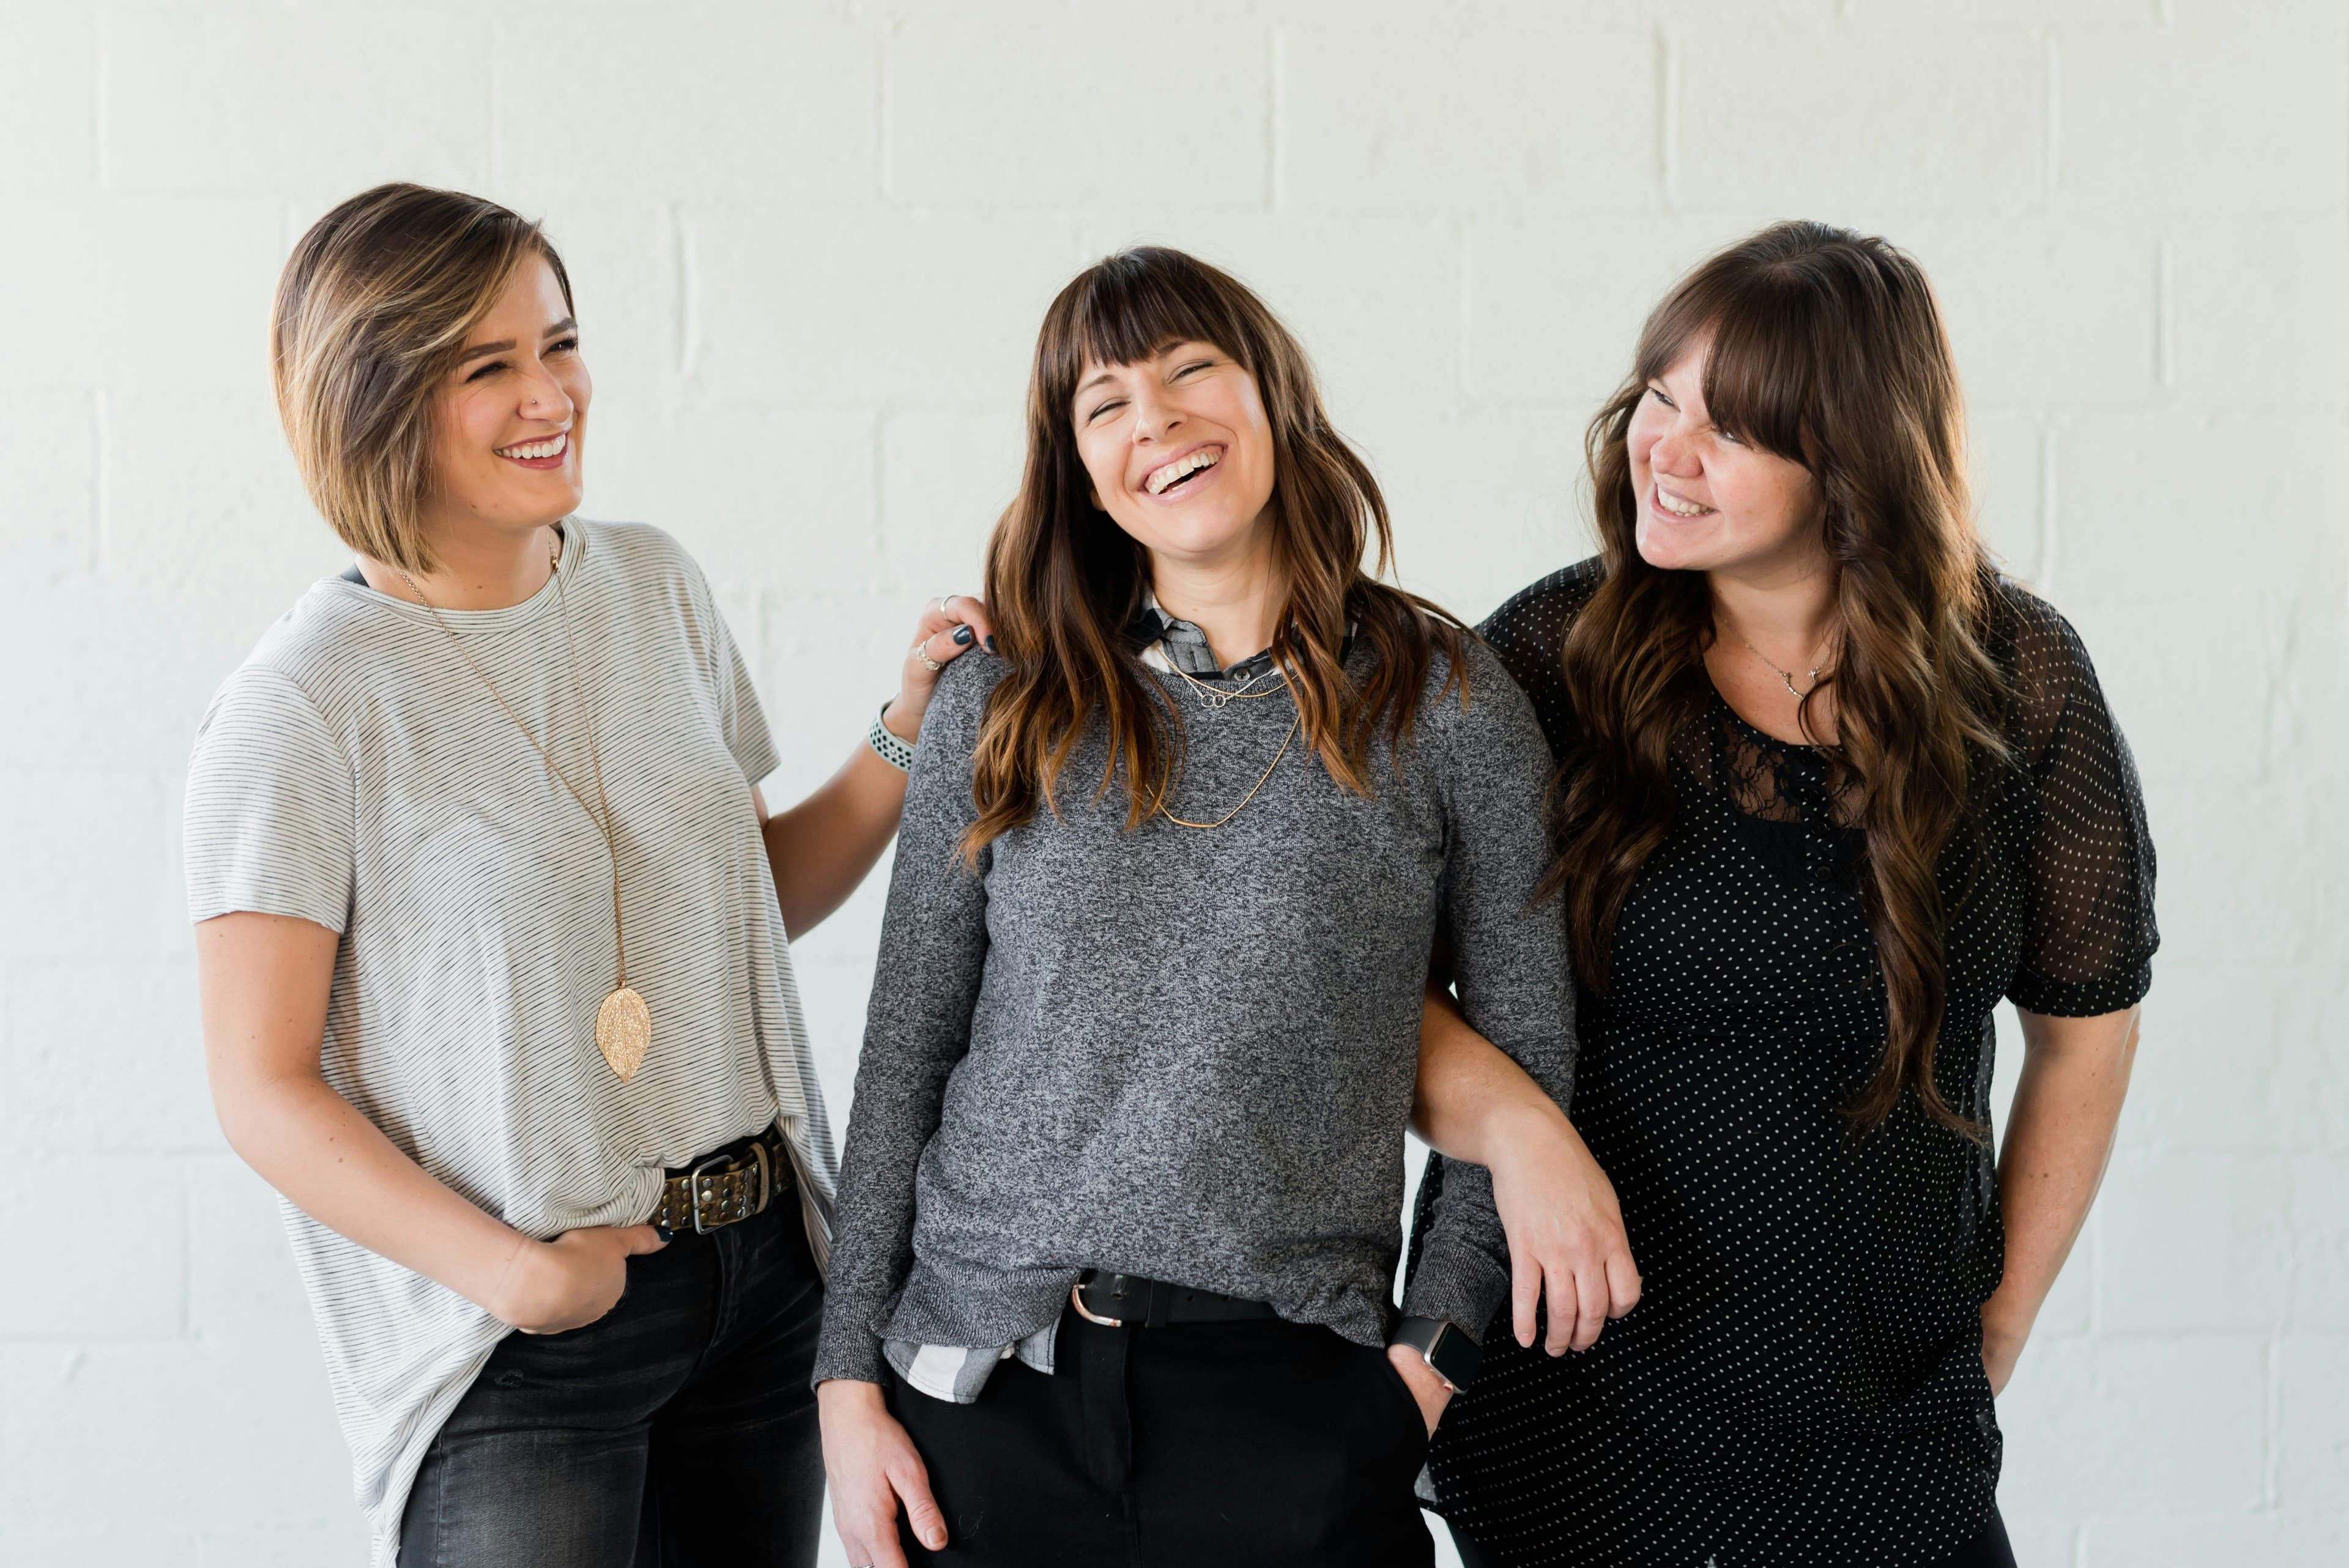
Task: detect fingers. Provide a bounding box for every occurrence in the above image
[911,595,996,657]
[1511,1244,1543,1350]
[892,1454,949,1554]
[615,1224,669,1256]
[1606,1249,1643,1318]
[837,1505,912,1568]
[1569,1254,1611,1353]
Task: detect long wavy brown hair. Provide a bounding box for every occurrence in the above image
[965,246,1468,858]
[1553,221,2009,1135]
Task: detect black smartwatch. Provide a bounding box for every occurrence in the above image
[1392,1315,1482,1391]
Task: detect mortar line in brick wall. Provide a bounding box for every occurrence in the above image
[671,204,692,380]
[875,26,892,204]
[92,9,110,190]
[2042,32,2060,212]
[487,21,505,190]
[1268,27,1288,211]
[2153,238,2173,392]
[177,1159,193,1337]
[93,385,113,576]
[2036,417,2058,594]
[2262,1334,2281,1507]
[1655,26,1677,210]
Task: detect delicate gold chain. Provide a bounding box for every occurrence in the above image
[1149,653,1299,830]
[396,530,629,986]
[1729,624,1835,701]
[1153,642,1286,714]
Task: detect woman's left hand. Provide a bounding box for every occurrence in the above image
[1388,1342,1453,1437]
[886,594,996,744]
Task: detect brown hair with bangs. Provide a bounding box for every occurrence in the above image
[1553,220,2009,1136]
[272,182,573,575]
[964,246,1468,858]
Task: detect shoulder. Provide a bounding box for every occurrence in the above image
[916,648,1013,758]
[214,575,390,712]
[1986,577,2108,710]
[577,517,709,596]
[1419,621,1546,765]
[1474,557,1603,696]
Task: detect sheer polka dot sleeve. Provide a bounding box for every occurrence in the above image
[2001,591,2159,1017]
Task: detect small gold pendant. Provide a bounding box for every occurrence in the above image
[596,986,651,1082]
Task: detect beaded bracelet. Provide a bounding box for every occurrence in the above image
[867,701,916,772]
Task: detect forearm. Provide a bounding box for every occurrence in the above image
[215,1070,531,1311]
[1983,1006,2141,1347]
[763,727,915,939]
[1412,982,1572,1163]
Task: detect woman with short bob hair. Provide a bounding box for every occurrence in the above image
[187,182,993,1568]
[1411,221,2158,1567]
[814,247,1627,1567]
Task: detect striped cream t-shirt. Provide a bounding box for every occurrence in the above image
[184,519,836,1568]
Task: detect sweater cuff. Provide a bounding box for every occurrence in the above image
[811,1318,889,1389]
[1400,1237,1510,1346]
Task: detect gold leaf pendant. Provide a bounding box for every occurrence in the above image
[596,986,651,1082]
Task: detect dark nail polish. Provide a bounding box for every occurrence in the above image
[984,634,999,654]
[952,625,975,646]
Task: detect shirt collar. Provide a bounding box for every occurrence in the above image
[1130,590,1284,682]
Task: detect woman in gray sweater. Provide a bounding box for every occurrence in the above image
[814,248,1631,1568]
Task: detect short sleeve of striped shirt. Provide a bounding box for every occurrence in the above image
[185,666,356,934]
[709,590,779,788]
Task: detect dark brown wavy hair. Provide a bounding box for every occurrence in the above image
[1553,220,2009,1136]
[964,246,1468,859]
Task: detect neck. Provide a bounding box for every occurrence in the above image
[1148,528,1283,668]
[360,518,562,612]
[1707,551,1839,667]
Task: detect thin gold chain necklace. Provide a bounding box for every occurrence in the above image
[1150,654,1299,830]
[1729,623,1836,700]
[396,531,651,1082]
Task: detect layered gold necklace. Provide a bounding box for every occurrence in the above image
[1149,646,1297,831]
[397,530,650,1082]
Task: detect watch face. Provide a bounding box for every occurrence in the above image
[1428,1324,1483,1390]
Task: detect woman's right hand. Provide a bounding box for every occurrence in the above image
[488,1224,667,1334]
[1488,1105,1641,1355]
[820,1379,948,1568]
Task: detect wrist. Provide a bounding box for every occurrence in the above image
[881,692,925,744]
[817,1377,888,1411]
[1480,1096,1575,1174]
[483,1235,554,1326]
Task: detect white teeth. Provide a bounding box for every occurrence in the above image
[1145,446,1222,496]
[1656,486,1709,517]
[497,432,568,460]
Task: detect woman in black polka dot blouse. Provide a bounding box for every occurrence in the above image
[1407,222,2157,1567]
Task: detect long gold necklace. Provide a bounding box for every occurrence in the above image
[397,531,651,1082]
[1150,644,1298,830]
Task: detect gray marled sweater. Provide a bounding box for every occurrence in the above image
[812,630,1574,1389]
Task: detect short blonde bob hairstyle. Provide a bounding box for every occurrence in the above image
[272,182,573,575]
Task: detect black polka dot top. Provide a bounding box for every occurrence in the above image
[1408,559,2158,1567]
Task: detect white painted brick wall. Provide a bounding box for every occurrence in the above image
[2,3,2340,1564]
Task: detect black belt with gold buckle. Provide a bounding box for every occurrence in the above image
[650,1127,793,1237]
[1069,1270,1280,1328]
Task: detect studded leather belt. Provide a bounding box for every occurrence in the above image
[649,1126,793,1237]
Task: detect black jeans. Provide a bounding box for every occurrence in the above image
[398,1196,825,1568]
[1447,1507,2017,1567]
[887,1307,1434,1567]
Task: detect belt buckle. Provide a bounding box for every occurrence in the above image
[687,1142,770,1235]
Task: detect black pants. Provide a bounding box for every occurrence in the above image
[398,1197,825,1568]
[1447,1507,2018,1568]
[887,1307,1434,1567]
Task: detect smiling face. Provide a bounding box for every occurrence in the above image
[1070,339,1277,571]
[1628,336,1823,582]
[426,254,589,546]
